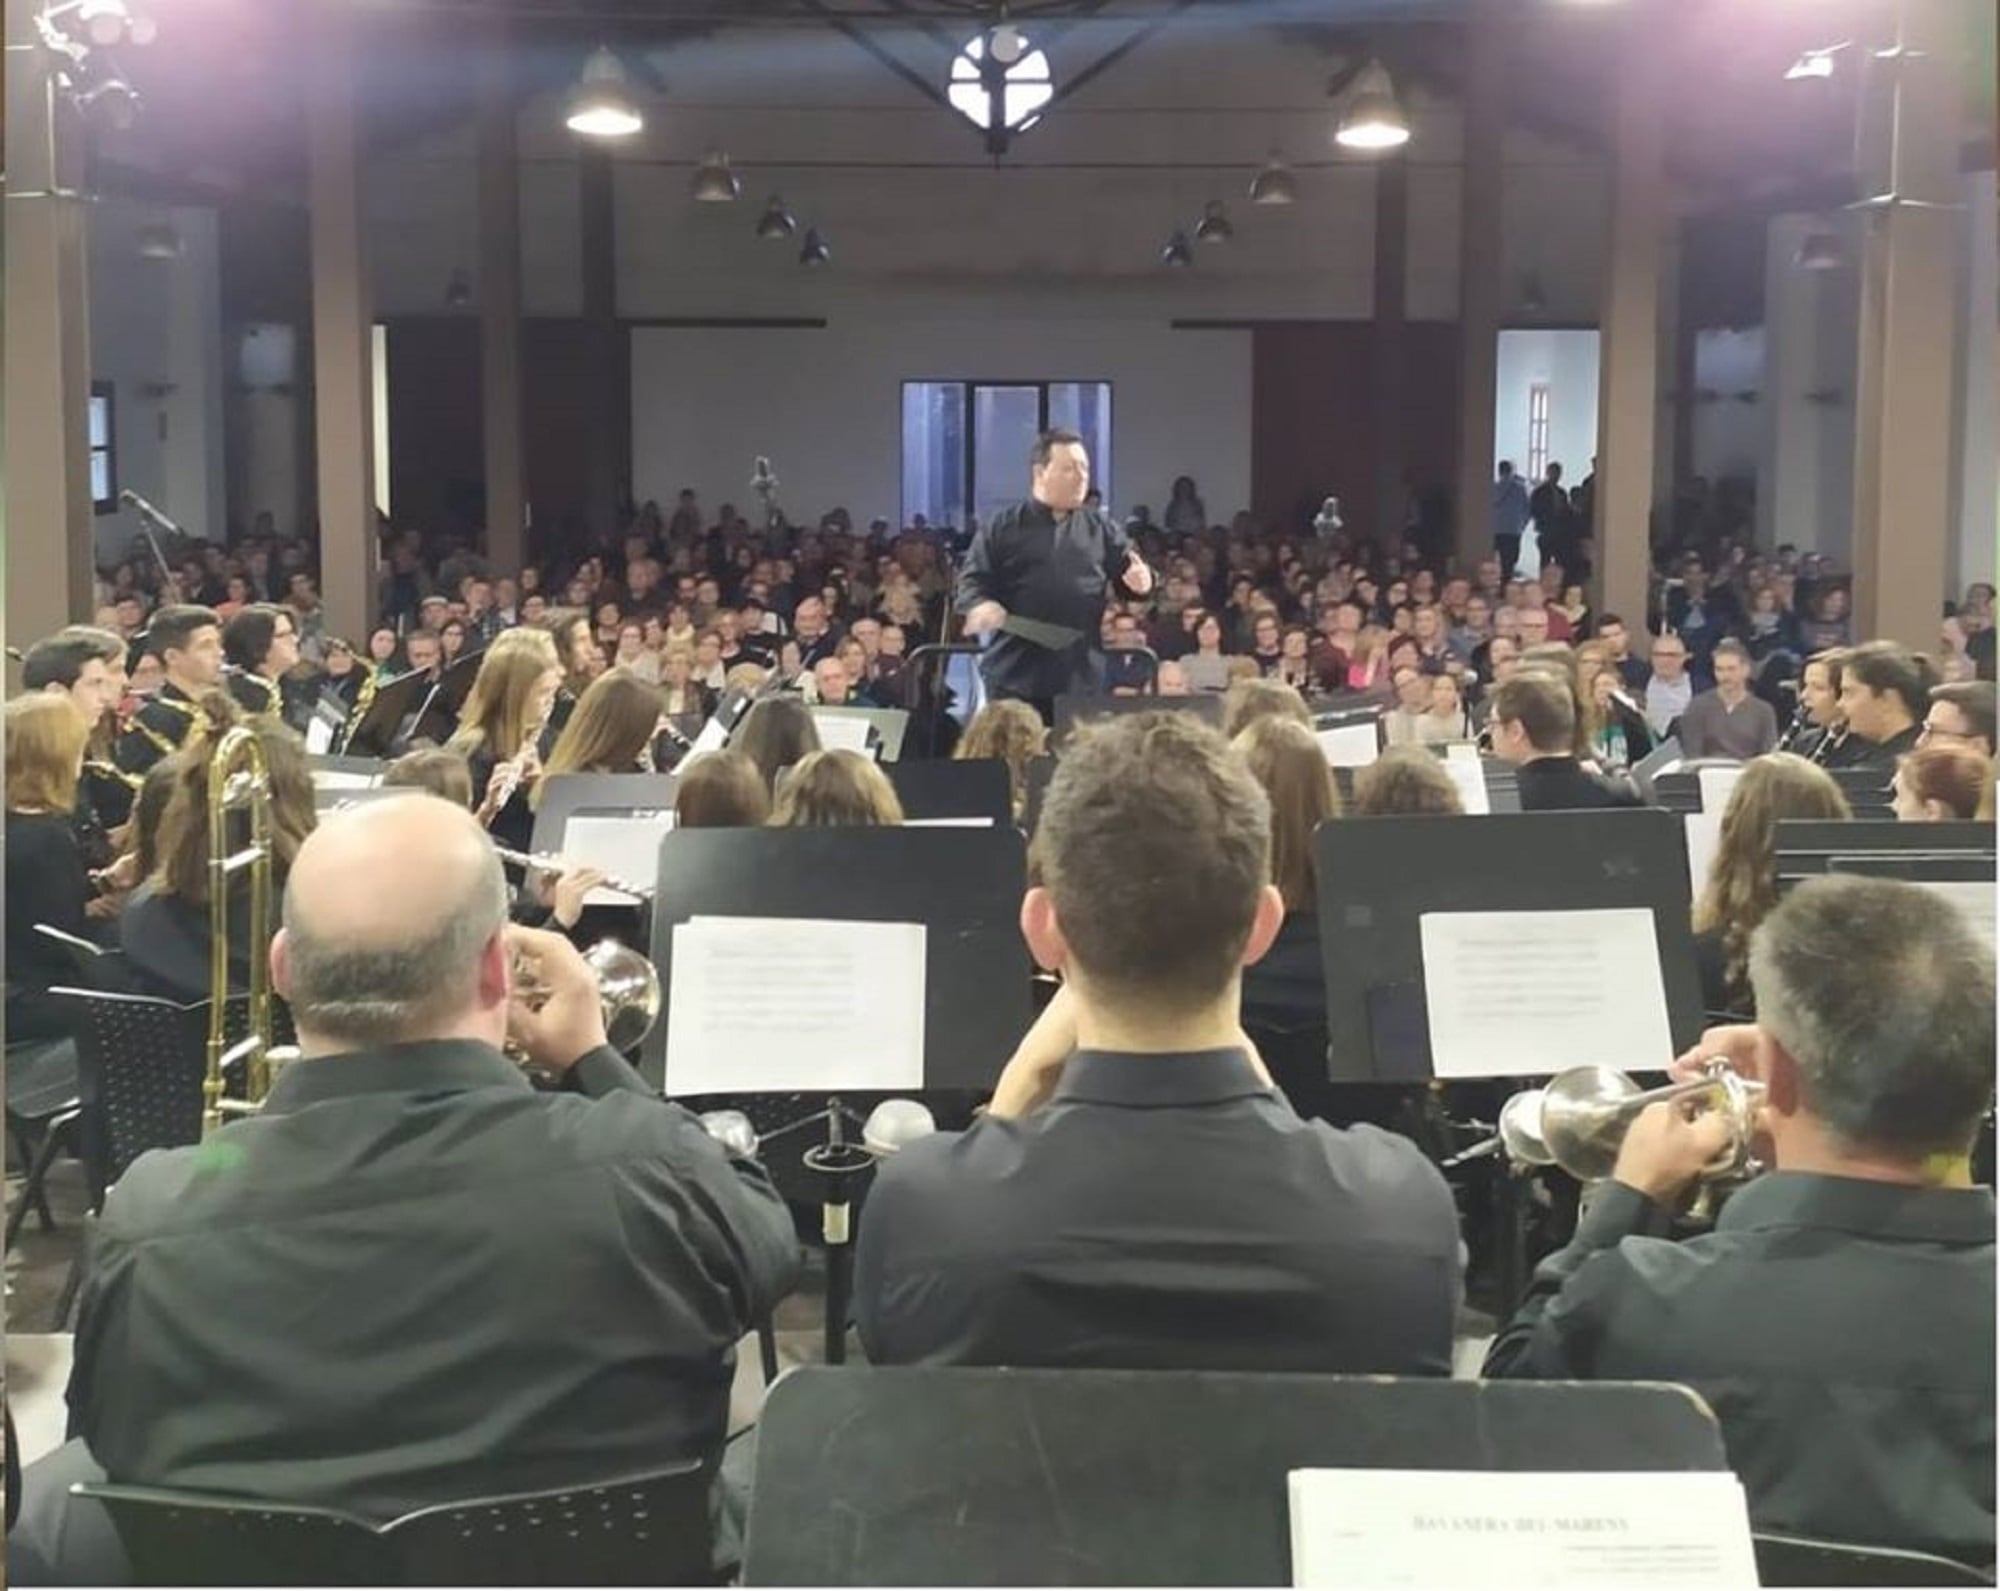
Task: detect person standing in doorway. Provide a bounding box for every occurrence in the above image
[1492,461,1531,580]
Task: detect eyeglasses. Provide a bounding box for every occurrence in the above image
[1919,722,1971,744]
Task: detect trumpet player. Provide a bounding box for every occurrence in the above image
[22,795,799,1584]
[1485,875,1995,1567]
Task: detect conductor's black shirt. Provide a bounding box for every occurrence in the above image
[1485,1174,1995,1564]
[956,501,1137,700]
[854,1048,1463,1373]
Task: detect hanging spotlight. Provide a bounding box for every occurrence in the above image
[1248,155,1297,206]
[1334,61,1410,152]
[756,195,797,240]
[566,46,643,139]
[136,222,182,260]
[75,0,148,47]
[444,268,473,307]
[1195,200,1234,244]
[692,148,740,203]
[1795,231,1846,271]
[989,19,1028,65]
[799,227,830,267]
[1161,230,1194,268]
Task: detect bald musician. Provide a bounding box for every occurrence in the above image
[1486,876,1995,1565]
[16,795,799,1584]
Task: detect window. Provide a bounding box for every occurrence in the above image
[902,380,1112,529]
[1527,382,1551,481]
[90,381,117,514]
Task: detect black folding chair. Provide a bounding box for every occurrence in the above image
[4,1036,84,1252]
[1753,1531,1994,1588]
[74,1461,716,1587]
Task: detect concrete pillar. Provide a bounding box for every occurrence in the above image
[6,8,97,646]
[1592,16,1666,634]
[1452,8,1505,576]
[1851,0,1964,648]
[308,0,377,642]
[1950,170,1998,594]
[1370,159,1410,549]
[477,26,526,577]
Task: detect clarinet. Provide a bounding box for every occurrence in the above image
[1776,703,1812,756]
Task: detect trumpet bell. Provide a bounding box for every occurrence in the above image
[1538,1066,1648,1183]
[1497,1088,1556,1167]
[583,940,661,1053]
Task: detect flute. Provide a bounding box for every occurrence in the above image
[493,845,655,902]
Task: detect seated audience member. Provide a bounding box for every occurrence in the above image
[1642,631,1694,738]
[811,654,854,706]
[1156,659,1192,697]
[1894,745,1992,824]
[381,745,475,809]
[956,700,1048,823]
[658,648,713,721]
[1487,673,1640,811]
[673,750,772,829]
[769,749,903,827]
[1676,639,1779,761]
[734,696,821,794]
[5,696,108,1040]
[1486,875,1994,1566]
[1830,641,1934,771]
[1223,675,1313,739]
[1922,680,1996,758]
[1350,748,1466,817]
[1234,717,1340,1031]
[16,796,799,1584]
[854,713,1463,1372]
[1381,668,1444,747]
[1422,670,1474,742]
[538,668,663,792]
[120,711,312,1003]
[1691,754,1852,1018]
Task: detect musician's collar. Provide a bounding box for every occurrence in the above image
[1052,1047,1271,1108]
[260,1038,531,1112]
[1716,1169,1994,1242]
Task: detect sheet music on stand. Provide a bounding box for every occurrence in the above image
[811,712,878,758]
[560,809,673,906]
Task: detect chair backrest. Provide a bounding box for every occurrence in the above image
[1753,1532,1994,1588]
[77,1463,714,1588]
[53,989,207,1184]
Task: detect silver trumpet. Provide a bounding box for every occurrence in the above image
[509,939,662,1058]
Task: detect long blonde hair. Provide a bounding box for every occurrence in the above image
[1233,716,1340,912]
[6,694,92,814]
[449,628,560,762]
[1692,753,1852,1005]
[956,700,1047,821]
[538,668,662,803]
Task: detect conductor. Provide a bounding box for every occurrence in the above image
[958,428,1154,715]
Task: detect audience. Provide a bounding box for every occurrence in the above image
[1677,639,1779,761]
[1487,875,1994,1565]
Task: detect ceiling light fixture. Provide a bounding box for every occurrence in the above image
[1248,155,1297,206]
[1784,42,1849,81]
[1334,60,1410,152]
[566,46,643,139]
[1162,230,1194,268]
[755,195,797,239]
[799,227,830,267]
[71,0,153,47]
[692,148,740,203]
[1195,200,1234,243]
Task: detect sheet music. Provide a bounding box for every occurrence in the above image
[1440,758,1490,816]
[811,713,877,757]
[665,916,927,1095]
[558,814,671,905]
[1921,881,1996,951]
[305,717,336,756]
[1288,1469,1757,1589]
[1696,766,1744,814]
[905,816,997,828]
[1418,908,1675,1078]
[1444,742,1481,765]
[1317,723,1380,769]
[1683,810,1725,898]
[310,770,379,791]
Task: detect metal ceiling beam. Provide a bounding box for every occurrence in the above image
[796,0,953,106]
[1042,0,1198,110]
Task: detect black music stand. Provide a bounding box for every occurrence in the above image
[407,651,483,748]
[903,643,983,761]
[1022,754,1056,833]
[1774,819,1996,883]
[1052,692,1224,747]
[886,758,1012,825]
[742,1368,1731,1587]
[644,828,1032,1359]
[340,670,433,759]
[529,773,680,854]
[1827,766,1897,819]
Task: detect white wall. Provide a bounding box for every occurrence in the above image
[1493,329,1599,482]
[88,202,226,566]
[1952,169,1997,595]
[1762,212,1858,565]
[631,315,1250,526]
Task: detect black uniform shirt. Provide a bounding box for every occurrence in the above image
[956,501,1137,701]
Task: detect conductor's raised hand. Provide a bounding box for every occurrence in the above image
[964,600,1009,636]
[504,924,607,1073]
[1122,550,1155,595]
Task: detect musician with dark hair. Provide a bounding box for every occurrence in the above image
[957,429,1154,718]
[1486,876,1995,1564]
[1923,680,1997,758]
[1487,673,1640,811]
[222,602,307,730]
[22,625,134,836]
[854,712,1461,1372]
[112,603,224,788]
[1829,640,1934,771]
